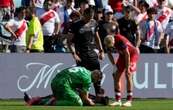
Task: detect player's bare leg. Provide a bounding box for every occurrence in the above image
[109,70,122,106]
[123,73,133,107]
[24,92,55,106]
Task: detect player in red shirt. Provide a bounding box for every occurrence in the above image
[104,33,139,107]
[0,0,14,21]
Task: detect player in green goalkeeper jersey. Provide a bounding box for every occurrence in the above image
[24,66,108,106]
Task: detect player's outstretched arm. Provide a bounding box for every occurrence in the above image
[80,92,95,106]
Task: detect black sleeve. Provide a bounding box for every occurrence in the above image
[132,20,138,32]
[70,22,76,34]
[117,18,121,27]
[95,24,99,32]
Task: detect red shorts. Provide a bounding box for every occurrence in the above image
[116,53,139,73]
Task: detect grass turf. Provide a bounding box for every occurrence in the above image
[0,99,173,110]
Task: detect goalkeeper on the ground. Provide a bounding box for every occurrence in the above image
[24,66,109,106]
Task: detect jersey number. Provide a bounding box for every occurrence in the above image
[68,67,87,73]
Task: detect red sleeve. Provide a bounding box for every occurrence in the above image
[10,0,14,8]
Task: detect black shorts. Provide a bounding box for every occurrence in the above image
[77,51,100,71]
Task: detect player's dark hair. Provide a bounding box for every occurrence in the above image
[124,6,132,12]
[139,0,149,9]
[92,69,103,80]
[83,8,95,18]
[14,6,26,17]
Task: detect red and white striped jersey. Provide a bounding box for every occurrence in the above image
[39,9,60,36]
[165,21,173,48]
[34,0,45,8]
[155,6,173,30]
[7,18,27,46]
[134,12,148,24]
[139,19,163,49]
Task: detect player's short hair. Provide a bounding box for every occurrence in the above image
[139,0,149,9]
[104,35,115,47]
[92,70,103,81]
[83,8,95,18]
[124,6,132,13]
[15,6,26,16]
[70,11,81,19]
[27,6,36,14]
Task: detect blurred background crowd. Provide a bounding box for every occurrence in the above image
[0,0,173,53]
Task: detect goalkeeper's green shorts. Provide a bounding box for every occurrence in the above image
[51,80,83,106]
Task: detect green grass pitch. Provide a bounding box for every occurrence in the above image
[0,99,173,110]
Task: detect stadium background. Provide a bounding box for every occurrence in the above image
[0,54,173,99]
[0,0,173,110]
[0,54,173,110]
